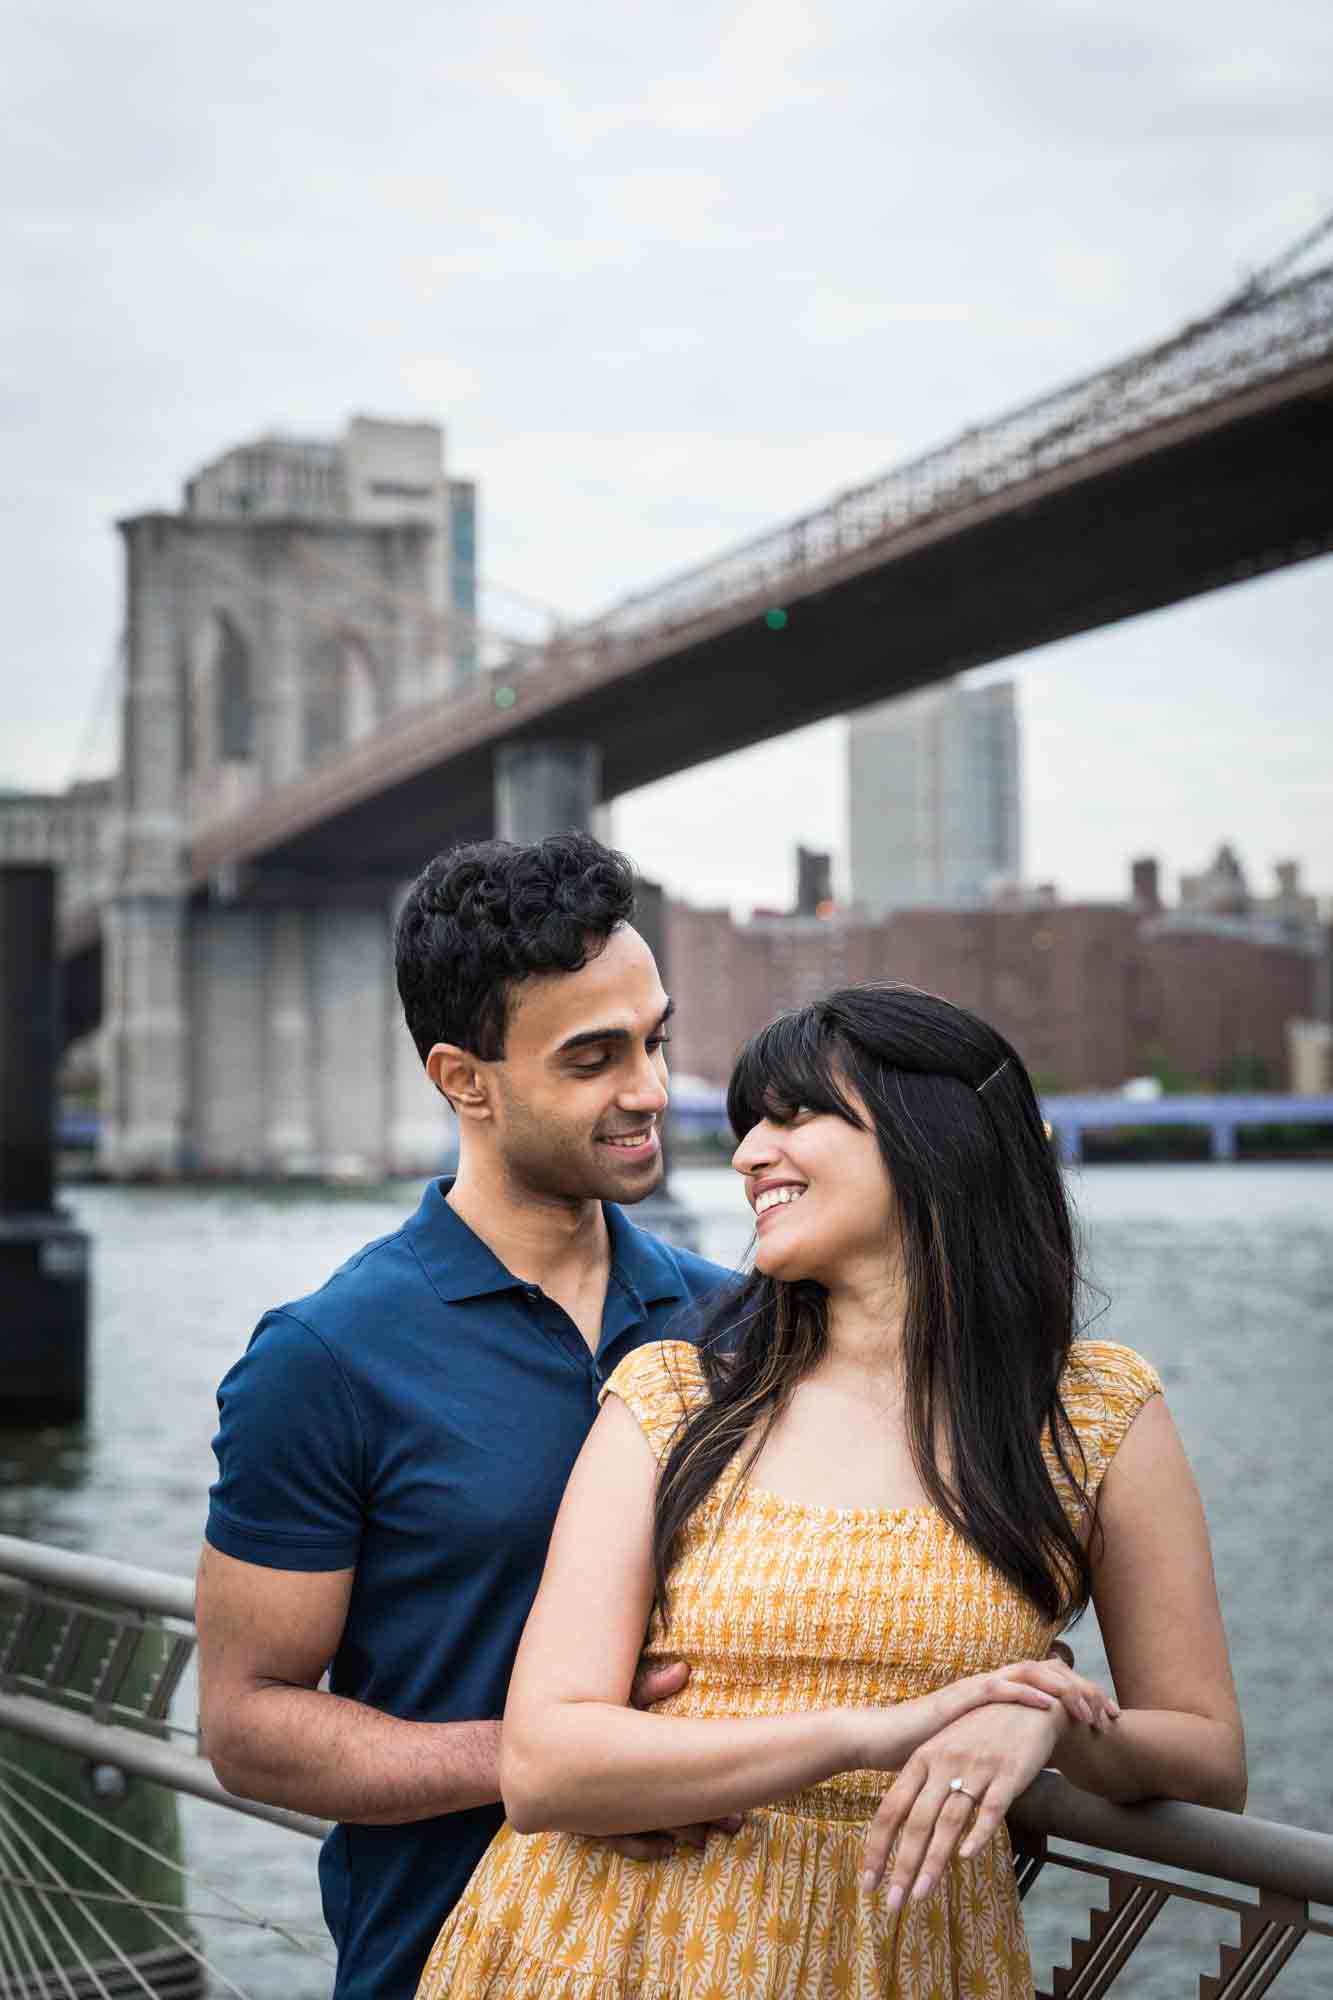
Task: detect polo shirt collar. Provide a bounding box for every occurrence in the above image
[603,1198,686,1308]
[406,1178,686,1311]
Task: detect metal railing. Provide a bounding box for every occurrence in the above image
[0,1535,331,2000]
[572,259,1333,651]
[0,1538,324,1845]
[2,1534,1331,1998]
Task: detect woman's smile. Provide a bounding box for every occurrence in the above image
[752,1180,809,1224]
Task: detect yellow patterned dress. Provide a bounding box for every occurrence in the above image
[416,1336,1161,2000]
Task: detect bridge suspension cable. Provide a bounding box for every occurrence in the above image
[65,632,126,790]
[1220,200,1333,311]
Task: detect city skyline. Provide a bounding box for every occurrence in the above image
[4,0,1331,908]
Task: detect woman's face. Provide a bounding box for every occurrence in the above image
[731,1085,897,1286]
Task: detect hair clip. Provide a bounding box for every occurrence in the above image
[975,1058,1010,1096]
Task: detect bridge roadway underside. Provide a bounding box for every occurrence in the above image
[243,366,1333,885]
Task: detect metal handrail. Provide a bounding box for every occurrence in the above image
[4,1534,1333,1997]
[1010,1770,1333,1907]
[0,1537,194,1624]
[0,1690,329,1842]
[0,1534,325,1842]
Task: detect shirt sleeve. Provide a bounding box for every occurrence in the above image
[1055,1340,1164,1501]
[599,1340,706,1465]
[206,1310,366,1571]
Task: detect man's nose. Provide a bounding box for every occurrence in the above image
[621,1054,669,1115]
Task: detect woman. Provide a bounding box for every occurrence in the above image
[417,984,1245,1999]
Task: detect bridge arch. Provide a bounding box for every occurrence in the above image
[180,605,263,831]
[216,611,256,761]
[303,628,383,765]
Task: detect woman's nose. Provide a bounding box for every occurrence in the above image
[732,1122,778,1176]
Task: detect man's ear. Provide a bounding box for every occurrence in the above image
[426,1043,493,1122]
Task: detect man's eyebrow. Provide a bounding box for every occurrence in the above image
[553,999,674,1058]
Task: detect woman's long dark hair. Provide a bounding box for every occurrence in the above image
[653,984,1094,1629]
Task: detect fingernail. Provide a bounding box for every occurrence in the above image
[860,1871,878,1896]
[959,1841,974,1858]
[1078,1698,1093,1724]
[1108,1702,1121,1719]
[886,1883,904,1912]
[911,1873,934,1901]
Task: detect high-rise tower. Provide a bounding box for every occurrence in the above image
[848,679,1020,915]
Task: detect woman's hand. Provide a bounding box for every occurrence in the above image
[859,1701,1067,1907]
[926,1657,1117,1742]
[975,1657,1119,1733]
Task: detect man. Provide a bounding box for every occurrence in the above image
[196,833,731,1999]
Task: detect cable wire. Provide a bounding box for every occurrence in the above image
[0,1810,87,2000]
[0,1780,251,2000]
[0,1756,333,1964]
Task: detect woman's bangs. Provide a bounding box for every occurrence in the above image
[726,1011,861,1140]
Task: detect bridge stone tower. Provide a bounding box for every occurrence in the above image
[102,418,481,1178]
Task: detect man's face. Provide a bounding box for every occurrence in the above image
[487,925,671,1204]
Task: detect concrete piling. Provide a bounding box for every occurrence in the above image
[0,865,90,1424]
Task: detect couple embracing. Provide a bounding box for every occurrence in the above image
[196,832,1244,2000]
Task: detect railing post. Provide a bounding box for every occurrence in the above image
[1041,1868,1169,1999]
[1200,1891,1310,1998]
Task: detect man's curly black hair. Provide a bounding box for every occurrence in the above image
[395,832,639,1063]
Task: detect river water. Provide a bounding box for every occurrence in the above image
[2,1163,1330,1996]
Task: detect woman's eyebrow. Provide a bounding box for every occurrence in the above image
[553,999,674,1057]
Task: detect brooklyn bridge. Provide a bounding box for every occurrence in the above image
[52,247,1333,1175]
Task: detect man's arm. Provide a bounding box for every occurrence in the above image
[195,1544,501,1824]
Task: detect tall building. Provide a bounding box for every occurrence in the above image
[848,679,1020,916]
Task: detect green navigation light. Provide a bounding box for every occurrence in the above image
[764,608,789,631]
[494,686,517,710]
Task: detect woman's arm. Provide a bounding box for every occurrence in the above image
[860,1393,1245,1905]
[500,1395,1059,1836]
[1051,1393,1246,1810]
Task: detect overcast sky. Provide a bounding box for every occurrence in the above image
[4,0,1331,911]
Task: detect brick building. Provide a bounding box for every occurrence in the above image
[666,869,1329,1094]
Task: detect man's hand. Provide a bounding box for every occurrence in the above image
[600,1660,744,1861]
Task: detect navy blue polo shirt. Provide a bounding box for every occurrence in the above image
[206,1179,728,2000]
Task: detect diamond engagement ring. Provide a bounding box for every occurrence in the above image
[948,1777,979,1806]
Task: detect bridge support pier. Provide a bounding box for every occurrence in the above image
[492,739,697,1247]
[100,894,190,1177]
[100,518,192,1180]
[263,910,316,1173]
[494,741,601,843]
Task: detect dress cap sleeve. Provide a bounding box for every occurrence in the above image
[1056,1339,1164,1499]
[599,1340,706,1465]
